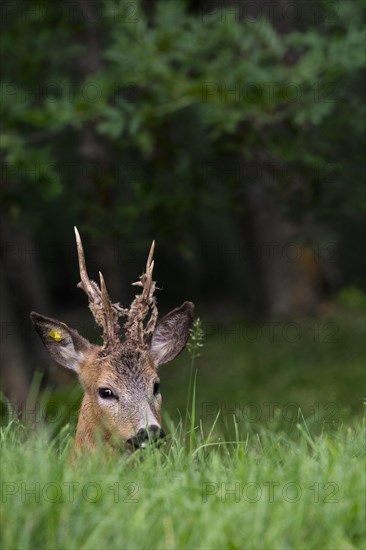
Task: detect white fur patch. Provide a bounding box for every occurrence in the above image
[59,346,84,372]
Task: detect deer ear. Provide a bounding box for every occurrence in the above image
[150,302,194,367]
[30,312,91,373]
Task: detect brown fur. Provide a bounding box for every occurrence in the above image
[74,345,161,450]
[30,232,194,453]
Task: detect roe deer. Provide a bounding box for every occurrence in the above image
[31,228,194,452]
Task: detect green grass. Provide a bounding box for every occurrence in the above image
[0,416,365,550]
[1,305,365,549]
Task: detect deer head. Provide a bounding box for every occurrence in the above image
[31,228,194,452]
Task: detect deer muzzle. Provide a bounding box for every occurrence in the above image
[126,425,166,450]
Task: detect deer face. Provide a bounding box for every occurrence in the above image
[32,303,193,449]
[31,231,194,452]
[90,346,164,448]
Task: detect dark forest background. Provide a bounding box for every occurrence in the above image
[1,0,365,421]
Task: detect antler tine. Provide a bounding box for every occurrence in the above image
[99,271,114,337]
[142,241,155,299]
[74,227,128,346]
[131,241,155,291]
[141,260,154,299]
[99,271,112,313]
[74,226,97,299]
[124,240,158,346]
[146,240,155,273]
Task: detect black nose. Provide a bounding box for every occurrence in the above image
[127,426,166,449]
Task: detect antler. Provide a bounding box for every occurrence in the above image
[74,227,128,346]
[124,240,158,347]
[74,227,158,349]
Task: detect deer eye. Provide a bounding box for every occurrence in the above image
[98,388,116,400]
[153,381,160,396]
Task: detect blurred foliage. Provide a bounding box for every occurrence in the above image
[336,286,366,310]
[2,1,365,218]
[1,0,365,312]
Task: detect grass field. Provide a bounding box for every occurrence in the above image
[1,300,365,550]
[0,417,365,550]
